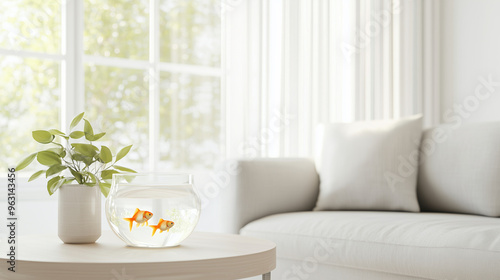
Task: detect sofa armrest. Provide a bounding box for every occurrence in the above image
[217,158,319,233]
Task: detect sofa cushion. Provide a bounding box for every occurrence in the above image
[273,258,431,280]
[418,121,500,217]
[240,211,500,280]
[315,115,423,212]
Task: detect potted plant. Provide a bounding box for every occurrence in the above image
[16,112,136,244]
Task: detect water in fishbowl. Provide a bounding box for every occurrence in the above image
[106,184,201,248]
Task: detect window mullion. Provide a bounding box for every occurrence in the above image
[74,0,85,121]
[61,0,84,132]
[149,0,160,171]
[0,48,64,60]
[61,0,74,131]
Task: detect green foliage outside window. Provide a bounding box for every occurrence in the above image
[0,0,221,172]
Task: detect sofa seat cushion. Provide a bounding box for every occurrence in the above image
[240,211,500,280]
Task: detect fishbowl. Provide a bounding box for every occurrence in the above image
[105,173,201,248]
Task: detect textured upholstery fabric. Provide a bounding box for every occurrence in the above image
[242,260,429,280]
[417,122,500,217]
[241,211,500,280]
[315,115,423,212]
[218,158,319,233]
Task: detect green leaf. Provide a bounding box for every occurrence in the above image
[48,129,68,139]
[99,146,112,163]
[52,142,64,148]
[86,132,106,141]
[124,175,136,183]
[81,171,98,185]
[32,130,55,144]
[51,178,69,194]
[16,153,37,171]
[71,143,98,157]
[95,155,104,163]
[100,182,111,197]
[64,178,76,185]
[69,168,83,184]
[45,147,64,156]
[115,145,133,162]
[70,112,85,130]
[83,119,94,139]
[71,154,85,161]
[89,173,98,183]
[72,153,94,166]
[37,151,62,166]
[46,165,67,177]
[101,170,120,180]
[113,165,137,173]
[103,179,112,185]
[28,170,46,182]
[47,176,61,195]
[69,131,85,139]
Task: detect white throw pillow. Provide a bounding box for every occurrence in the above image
[315,115,423,212]
[418,121,500,217]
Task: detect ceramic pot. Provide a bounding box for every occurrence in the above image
[58,184,101,243]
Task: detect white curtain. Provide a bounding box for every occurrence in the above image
[222,0,440,159]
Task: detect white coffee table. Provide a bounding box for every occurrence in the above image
[0,231,276,280]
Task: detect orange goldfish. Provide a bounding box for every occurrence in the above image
[149,219,175,236]
[123,208,153,231]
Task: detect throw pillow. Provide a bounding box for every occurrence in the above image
[314,115,423,212]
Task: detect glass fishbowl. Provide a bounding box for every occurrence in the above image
[105,173,201,248]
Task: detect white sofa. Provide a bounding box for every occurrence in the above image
[220,123,500,280]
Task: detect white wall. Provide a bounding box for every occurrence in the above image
[441,0,500,123]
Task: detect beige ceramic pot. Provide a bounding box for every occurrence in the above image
[58,184,101,243]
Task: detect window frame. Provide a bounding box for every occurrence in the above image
[0,0,222,194]
[0,0,225,201]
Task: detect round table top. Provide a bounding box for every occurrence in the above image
[0,231,276,280]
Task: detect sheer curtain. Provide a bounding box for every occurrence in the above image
[222,0,440,159]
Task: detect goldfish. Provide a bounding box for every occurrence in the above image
[123,208,153,231]
[149,219,175,236]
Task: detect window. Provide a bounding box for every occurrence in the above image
[0,0,62,173]
[0,0,221,174]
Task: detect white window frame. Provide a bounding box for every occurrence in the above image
[0,0,221,199]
